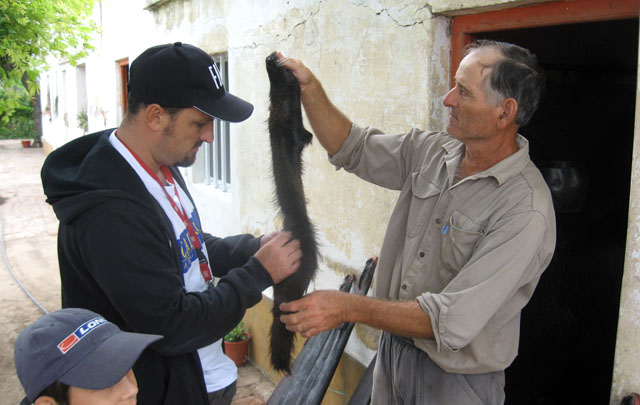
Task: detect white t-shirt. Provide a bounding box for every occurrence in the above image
[110,132,237,392]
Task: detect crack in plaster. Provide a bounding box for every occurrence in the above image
[235,41,265,50]
[275,1,323,44]
[235,1,431,52]
[347,1,432,28]
[234,2,322,51]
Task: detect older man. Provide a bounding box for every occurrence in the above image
[279,40,555,404]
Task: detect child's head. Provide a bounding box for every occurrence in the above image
[15,308,161,404]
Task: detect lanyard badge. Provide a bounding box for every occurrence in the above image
[119,138,214,284]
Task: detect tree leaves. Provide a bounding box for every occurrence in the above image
[0,0,98,121]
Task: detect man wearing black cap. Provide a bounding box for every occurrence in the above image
[15,308,162,405]
[41,43,302,404]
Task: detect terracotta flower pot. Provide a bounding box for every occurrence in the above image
[21,140,31,148]
[224,332,251,367]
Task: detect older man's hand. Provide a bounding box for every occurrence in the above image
[279,290,350,338]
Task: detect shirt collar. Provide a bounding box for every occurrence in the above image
[442,134,531,186]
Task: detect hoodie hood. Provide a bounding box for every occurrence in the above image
[41,130,159,224]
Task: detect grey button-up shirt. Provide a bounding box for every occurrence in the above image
[330,124,556,374]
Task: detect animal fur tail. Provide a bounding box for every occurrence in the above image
[266,52,319,374]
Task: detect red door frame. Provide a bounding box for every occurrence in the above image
[451,0,640,86]
[118,59,129,115]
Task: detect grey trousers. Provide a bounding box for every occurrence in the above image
[207,381,237,405]
[372,332,505,404]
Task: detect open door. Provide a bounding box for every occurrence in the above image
[117,58,129,121]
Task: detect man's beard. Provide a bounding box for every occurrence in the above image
[175,151,198,167]
[163,121,200,167]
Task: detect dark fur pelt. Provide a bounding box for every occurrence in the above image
[265,52,319,374]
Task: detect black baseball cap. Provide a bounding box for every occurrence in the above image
[14,308,162,404]
[128,42,254,122]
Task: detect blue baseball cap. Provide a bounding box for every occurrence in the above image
[14,308,162,404]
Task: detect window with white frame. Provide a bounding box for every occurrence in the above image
[200,54,231,191]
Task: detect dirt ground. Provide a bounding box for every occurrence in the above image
[0,139,273,404]
[0,140,61,403]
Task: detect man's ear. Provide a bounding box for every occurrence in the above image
[144,104,168,132]
[34,396,58,405]
[497,98,518,129]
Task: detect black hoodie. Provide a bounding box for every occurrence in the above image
[42,129,273,404]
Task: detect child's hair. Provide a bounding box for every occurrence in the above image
[36,381,70,405]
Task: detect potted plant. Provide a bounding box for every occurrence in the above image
[77,111,89,134]
[223,321,251,367]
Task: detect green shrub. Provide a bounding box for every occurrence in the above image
[0,116,36,139]
[77,110,88,133]
[0,86,36,140]
[224,321,248,342]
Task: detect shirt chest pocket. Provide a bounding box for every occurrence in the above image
[441,209,487,273]
[407,172,442,238]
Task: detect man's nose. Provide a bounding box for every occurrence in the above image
[202,122,214,143]
[443,88,457,107]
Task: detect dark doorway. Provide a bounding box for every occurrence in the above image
[118,59,129,117]
[477,19,638,404]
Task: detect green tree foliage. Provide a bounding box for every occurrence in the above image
[0,0,98,123]
[0,84,35,139]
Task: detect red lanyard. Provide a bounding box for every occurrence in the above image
[119,138,213,283]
